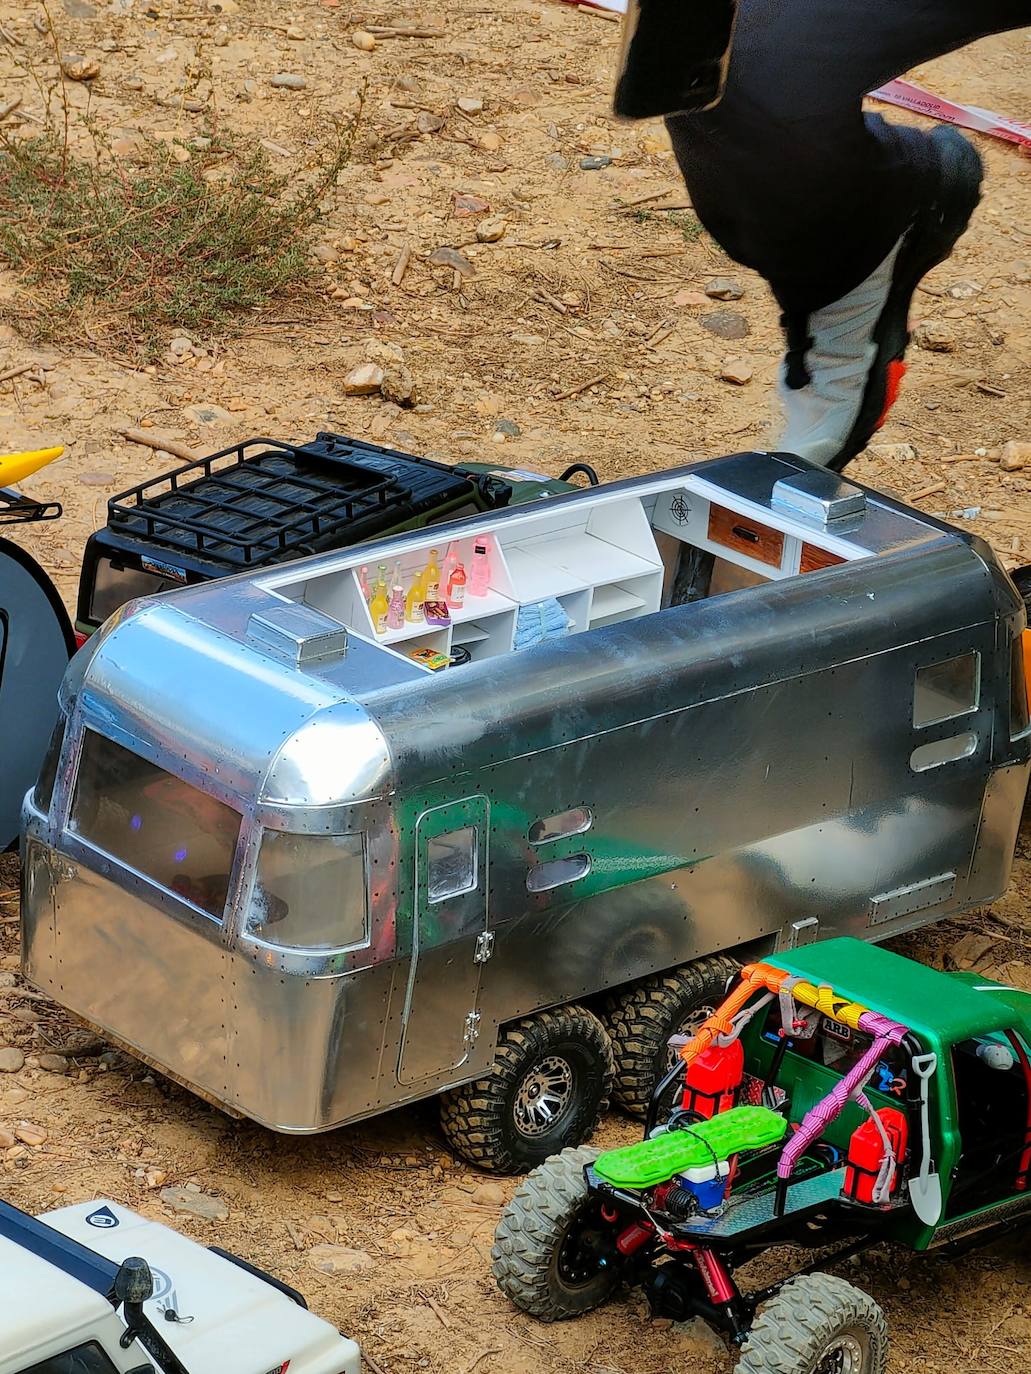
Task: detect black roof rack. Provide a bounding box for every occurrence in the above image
[106,435,419,569]
[0,487,62,525]
[0,1200,118,1301]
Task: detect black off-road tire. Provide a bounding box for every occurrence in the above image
[439,1006,615,1174]
[491,1145,620,1320]
[736,1273,888,1374]
[603,954,741,1118]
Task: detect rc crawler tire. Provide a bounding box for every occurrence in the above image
[736,1273,888,1374]
[603,954,741,1118]
[439,1006,614,1174]
[491,1145,619,1320]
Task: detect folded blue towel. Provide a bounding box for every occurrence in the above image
[514,598,573,651]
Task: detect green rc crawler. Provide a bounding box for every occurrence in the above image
[492,938,1031,1374]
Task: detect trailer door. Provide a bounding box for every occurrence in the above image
[398,796,490,1085]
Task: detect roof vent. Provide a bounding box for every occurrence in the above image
[772,470,866,523]
[247,602,348,667]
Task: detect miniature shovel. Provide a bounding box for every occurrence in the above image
[909,1052,942,1227]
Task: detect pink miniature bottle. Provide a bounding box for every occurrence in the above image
[386,578,406,630]
[468,536,491,597]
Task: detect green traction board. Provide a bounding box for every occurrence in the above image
[594,1106,788,1190]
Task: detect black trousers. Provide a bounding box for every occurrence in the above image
[666,1,1029,313]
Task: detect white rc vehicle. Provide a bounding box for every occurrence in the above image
[0,1197,361,1374]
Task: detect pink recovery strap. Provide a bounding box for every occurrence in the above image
[777,1009,908,1181]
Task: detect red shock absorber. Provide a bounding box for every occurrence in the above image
[615,1219,654,1257]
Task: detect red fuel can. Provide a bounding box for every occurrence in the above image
[681,1039,744,1119]
[844,1108,908,1204]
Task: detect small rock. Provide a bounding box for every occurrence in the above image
[672,289,709,307]
[720,359,753,386]
[286,23,305,39]
[160,1186,229,1221]
[313,242,338,264]
[416,112,444,135]
[477,130,502,152]
[476,218,506,243]
[155,46,179,66]
[457,96,484,115]
[307,1244,375,1275]
[428,245,476,278]
[470,1181,506,1206]
[63,0,97,15]
[999,441,1031,472]
[62,55,101,82]
[184,403,235,425]
[183,98,205,113]
[269,73,307,91]
[351,29,377,51]
[381,364,417,408]
[913,320,956,353]
[579,155,612,171]
[544,153,569,172]
[494,418,521,438]
[0,971,15,989]
[38,1055,68,1075]
[0,1050,25,1074]
[0,1128,14,1150]
[453,192,489,216]
[705,276,745,301]
[342,362,385,396]
[948,280,982,299]
[700,310,750,341]
[78,472,116,488]
[124,76,145,91]
[947,932,995,971]
[169,336,193,357]
[866,442,918,464]
[16,1122,47,1147]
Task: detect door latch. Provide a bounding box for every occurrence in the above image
[474,931,495,964]
[463,1011,481,1046]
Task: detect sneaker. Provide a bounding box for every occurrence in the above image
[777,126,984,471]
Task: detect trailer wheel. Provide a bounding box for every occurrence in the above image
[736,1273,888,1374]
[603,954,740,1118]
[491,1146,621,1320]
[439,1006,614,1174]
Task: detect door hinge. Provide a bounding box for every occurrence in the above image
[474,931,495,964]
[463,1011,481,1046]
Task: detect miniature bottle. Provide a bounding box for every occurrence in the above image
[406,569,426,623]
[369,579,390,636]
[386,577,406,630]
[358,565,371,604]
[447,559,467,608]
[468,536,491,597]
[423,547,442,600]
[376,563,389,597]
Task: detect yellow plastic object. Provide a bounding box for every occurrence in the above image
[0,447,65,486]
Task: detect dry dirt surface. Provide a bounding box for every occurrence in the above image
[2,4,1031,1373]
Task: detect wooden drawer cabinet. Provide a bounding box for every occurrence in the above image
[800,543,846,574]
[707,504,785,568]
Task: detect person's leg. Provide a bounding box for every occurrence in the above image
[663,0,1029,467]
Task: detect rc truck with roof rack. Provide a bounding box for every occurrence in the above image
[493,938,1031,1374]
[21,449,1031,1174]
[0,1194,360,1374]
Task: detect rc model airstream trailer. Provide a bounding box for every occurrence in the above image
[21,452,1031,1173]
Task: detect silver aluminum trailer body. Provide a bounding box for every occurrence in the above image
[21,453,1031,1153]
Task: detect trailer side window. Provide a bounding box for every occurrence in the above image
[249,831,368,950]
[70,731,240,920]
[527,854,591,893]
[18,1342,120,1374]
[529,807,593,845]
[913,652,980,727]
[427,826,478,903]
[32,718,65,816]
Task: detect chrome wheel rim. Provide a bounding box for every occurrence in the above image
[664,1002,716,1071]
[514,1055,575,1137]
[812,1334,865,1374]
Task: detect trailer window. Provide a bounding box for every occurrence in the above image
[427,826,478,903]
[527,854,591,893]
[529,807,593,845]
[32,719,65,815]
[70,731,240,920]
[910,732,977,771]
[18,1341,119,1374]
[249,831,368,950]
[913,652,979,727]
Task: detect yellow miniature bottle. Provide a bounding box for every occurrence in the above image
[423,547,442,600]
[406,569,426,623]
[369,578,390,635]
